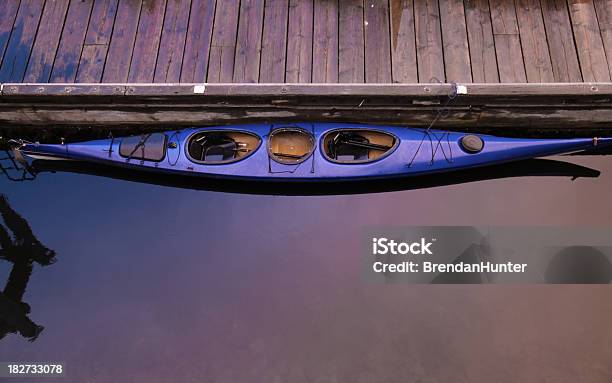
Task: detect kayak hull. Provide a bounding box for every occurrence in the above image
[18,123,612,182]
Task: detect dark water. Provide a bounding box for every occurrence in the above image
[1,155,612,382]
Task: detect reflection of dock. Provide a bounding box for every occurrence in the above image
[0,0,611,129]
[0,195,56,342]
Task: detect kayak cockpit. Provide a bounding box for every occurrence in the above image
[187,131,260,164]
[322,129,397,163]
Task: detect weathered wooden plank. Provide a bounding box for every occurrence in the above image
[0,1,21,68]
[1,101,611,129]
[312,0,338,83]
[464,0,498,82]
[339,0,365,83]
[260,0,289,83]
[0,106,466,127]
[180,0,216,82]
[128,0,167,82]
[50,0,94,83]
[414,0,445,82]
[6,83,611,98]
[103,0,142,82]
[515,0,554,82]
[540,0,582,82]
[120,82,451,96]
[439,0,472,82]
[490,0,519,34]
[1,83,127,96]
[3,83,612,129]
[568,0,610,81]
[207,0,240,82]
[77,45,111,82]
[364,0,392,82]
[24,0,70,83]
[594,0,612,77]
[0,0,45,82]
[492,34,527,82]
[154,0,191,83]
[453,82,612,95]
[84,0,118,45]
[286,0,313,82]
[489,0,527,82]
[233,0,265,83]
[389,0,417,83]
[76,0,120,83]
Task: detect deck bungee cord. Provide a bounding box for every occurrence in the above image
[408,82,458,167]
[124,133,153,164]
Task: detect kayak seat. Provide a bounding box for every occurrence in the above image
[190,134,238,162]
[332,133,370,161]
[187,130,260,164]
[203,141,237,162]
[322,129,397,164]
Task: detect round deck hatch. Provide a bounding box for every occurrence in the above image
[268,128,315,165]
[460,135,484,153]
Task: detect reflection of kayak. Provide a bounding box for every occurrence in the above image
[14,123,612,182]
[26,158,601,195]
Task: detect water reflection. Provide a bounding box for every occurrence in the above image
[545,246,612,284]
[0,195,56,341]
[29,157,601,195]
[431,238,493,284]
[1,154,612,381]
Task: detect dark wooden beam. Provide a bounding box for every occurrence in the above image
[0,83,611,130]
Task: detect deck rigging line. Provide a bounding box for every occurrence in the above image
[407,82,458,167]
[125,133,153,163]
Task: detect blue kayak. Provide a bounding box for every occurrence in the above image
[16,123,612,182]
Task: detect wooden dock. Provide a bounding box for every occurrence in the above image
[0,0,611,130]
